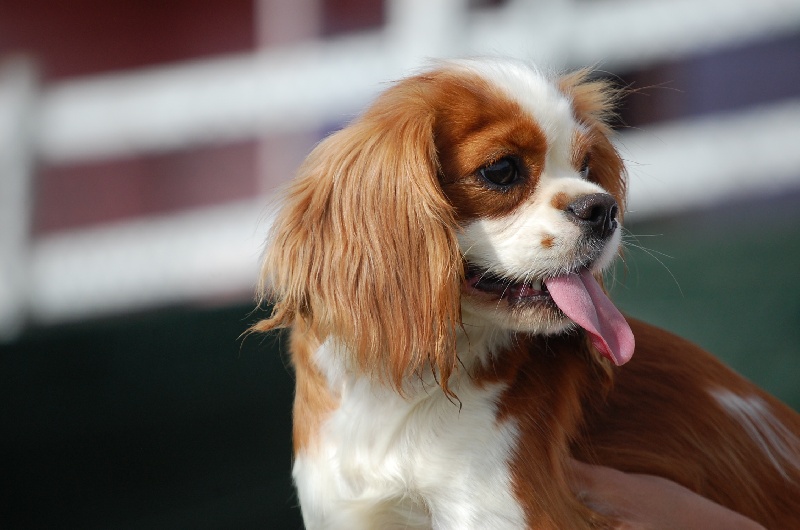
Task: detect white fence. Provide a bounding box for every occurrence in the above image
[2,0,800,337]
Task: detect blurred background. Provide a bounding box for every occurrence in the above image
[1,0,799,528]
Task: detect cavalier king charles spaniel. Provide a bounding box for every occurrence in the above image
[253,58,800,528]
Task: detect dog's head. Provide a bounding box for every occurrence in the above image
[256,59,632,395]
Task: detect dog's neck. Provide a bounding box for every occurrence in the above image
[310,306,596,404]
[455,310,517,373]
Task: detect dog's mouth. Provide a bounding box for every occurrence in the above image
[464,264,552,303]
[463,262,635,366]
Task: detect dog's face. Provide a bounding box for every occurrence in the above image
[258,59,629,392]
[432,61,625,335]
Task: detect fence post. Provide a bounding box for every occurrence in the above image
[0,57,38,340]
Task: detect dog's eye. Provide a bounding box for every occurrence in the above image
[579,155,591,179]
[479,157,521,187]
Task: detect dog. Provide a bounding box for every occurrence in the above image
[253,58,800,528]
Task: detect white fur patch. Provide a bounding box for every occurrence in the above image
[711,388,800,481]
[296,341,527,529]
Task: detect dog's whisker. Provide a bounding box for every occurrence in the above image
[621,239,683,296]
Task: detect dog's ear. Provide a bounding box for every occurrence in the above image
[253,81,463,397]
[559,70,627,218]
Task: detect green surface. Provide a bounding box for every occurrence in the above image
[1,306,302,529]
[609,202,800,411]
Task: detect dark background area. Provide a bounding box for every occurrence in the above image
[612,193,800,409]
[1,307,303,529]
[3,194,799,529]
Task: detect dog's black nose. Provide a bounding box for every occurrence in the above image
[565,193,619,239]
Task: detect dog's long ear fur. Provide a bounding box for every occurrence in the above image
[253,79,463,397]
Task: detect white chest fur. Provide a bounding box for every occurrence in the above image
[294,342,527,530]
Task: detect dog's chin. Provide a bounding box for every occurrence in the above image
[462,295,574,335]
[461,269,574,335]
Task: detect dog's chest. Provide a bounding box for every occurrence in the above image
[335,378,512,484]
[293,375,528,527]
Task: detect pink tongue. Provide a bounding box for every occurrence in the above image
[544,270,635,365]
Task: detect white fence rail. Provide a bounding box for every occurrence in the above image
[37,0,800,163]
[2,0,800,335]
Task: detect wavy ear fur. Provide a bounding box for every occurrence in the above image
[254,79,463,396]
